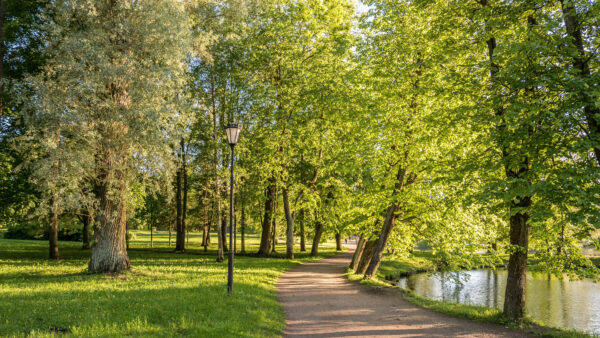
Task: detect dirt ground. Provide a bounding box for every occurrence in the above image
[277,250,530,337]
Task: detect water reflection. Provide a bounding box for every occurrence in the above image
[397,269,600,335]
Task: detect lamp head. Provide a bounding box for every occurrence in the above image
[226,123,241,145]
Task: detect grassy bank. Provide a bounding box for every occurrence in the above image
[401,289,591,338]
[0,232,339,337]
[346,253,593,338]
[376,251,437,279]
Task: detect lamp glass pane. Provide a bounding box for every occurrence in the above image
[226,128,234,144]
[233,127,240,144]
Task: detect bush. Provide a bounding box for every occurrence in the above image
[4,221,84,242]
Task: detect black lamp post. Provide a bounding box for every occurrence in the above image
[225,123,241,294]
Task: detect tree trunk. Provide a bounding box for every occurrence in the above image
[125,220,129,250]
[221,207,228,252]
[175,163,183,251]
[203,200,209,252]
[176,138,187,252]
[349,236,366,271]
[211,68,223,262]
[89,169,131,273]
[364,166,408,278]
[356,240,378,275]
[310,221,323,256]
[234,195,237,253]
[49,197,59,260]
[202,226,209,252]
[299,210,306,252]
[176,139,187,252]
[560,1,600,165]
[258,181,276,256]
[335,232,342,251]
[150,221,153,248]
[503,198,531,320]
[480,2,532,320]
[241,191,246,254]
[283,188,294,259]
[81,211,91,249]
[271,198,278,253]
[168,222,172,247]
[216,191,223,261]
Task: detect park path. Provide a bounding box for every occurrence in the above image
[277,249,530,338]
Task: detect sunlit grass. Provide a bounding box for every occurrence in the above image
[376,251,437,279]
[348,252,593,338]
[0,231,339,337]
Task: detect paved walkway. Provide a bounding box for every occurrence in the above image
[277,250,530,337]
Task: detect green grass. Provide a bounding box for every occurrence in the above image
[376,251,437,279]
[0,231,340,337]
[347,252,594,338]
[401,289,592,337]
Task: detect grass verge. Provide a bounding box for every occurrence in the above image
[346,253,594,338]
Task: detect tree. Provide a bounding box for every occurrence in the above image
[175,138,189,252]
[0,0,46,230]
[23,0,192,273]
[432,0,600,320]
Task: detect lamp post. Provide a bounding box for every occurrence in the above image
[225,123,241,294]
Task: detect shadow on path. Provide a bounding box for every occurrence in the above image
[277,250,530,338]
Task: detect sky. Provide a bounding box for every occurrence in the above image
[353,0,370,14]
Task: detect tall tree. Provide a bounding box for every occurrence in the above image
[23,0,192,273]
[0,0,46,229]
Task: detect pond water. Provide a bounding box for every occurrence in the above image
[397,269,600,335]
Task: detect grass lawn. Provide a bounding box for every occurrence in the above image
[0,231,340,337]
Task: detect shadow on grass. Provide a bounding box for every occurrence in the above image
[1,281,283,337]
[0,238,341,337]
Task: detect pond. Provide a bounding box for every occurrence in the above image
[397,269,600,335]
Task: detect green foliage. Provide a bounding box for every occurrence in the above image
[4,220,83,242]
[0,0,47,227]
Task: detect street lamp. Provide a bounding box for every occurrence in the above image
[226,122,241,294]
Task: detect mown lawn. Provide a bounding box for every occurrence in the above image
[0,231,339,337]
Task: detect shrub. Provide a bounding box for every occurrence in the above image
[4,221,84,241]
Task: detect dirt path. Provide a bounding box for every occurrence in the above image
[277,250,530,337]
